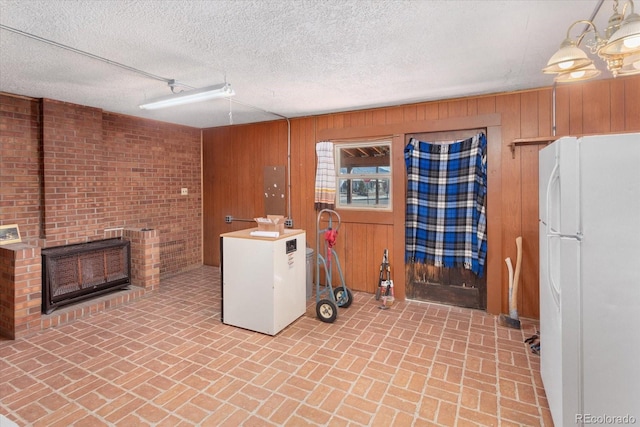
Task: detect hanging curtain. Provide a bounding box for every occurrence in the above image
[405,132,487,277]
[314,141,336,210]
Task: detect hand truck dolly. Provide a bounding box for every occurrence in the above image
[315,209,353,323]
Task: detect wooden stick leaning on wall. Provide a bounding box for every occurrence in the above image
[498,236,523,329]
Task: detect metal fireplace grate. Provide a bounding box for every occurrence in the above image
[42,239,131,314]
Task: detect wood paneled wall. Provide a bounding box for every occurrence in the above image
[203,75,640,319]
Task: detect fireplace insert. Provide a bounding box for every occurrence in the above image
[41,238,131,314]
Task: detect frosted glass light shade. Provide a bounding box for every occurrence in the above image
[554,64,601,82]
[543,40,593,74]
[599,13,640,56]
[618,53,640,75]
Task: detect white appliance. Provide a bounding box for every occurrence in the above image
[539,133,640,426]
[221,228,306,336]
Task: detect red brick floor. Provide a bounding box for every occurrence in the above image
[0,266,553,426]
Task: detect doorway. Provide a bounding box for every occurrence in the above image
[404,129,487,310]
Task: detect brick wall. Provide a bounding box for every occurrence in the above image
[1,93,201,337]
[0,96,42,244]
[1,94,202,275]
[41,100,106,244]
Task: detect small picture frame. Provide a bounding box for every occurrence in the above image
[0,224,21,245]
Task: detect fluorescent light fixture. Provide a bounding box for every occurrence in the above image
[139,82,235,110]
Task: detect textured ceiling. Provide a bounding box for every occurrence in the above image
[0,0,607,128]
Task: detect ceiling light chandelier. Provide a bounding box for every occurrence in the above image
[139,80,235,110]
[543,0,640,83]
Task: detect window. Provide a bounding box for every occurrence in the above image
[335,141,391,210]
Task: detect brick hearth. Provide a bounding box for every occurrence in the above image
[0,228,160,339]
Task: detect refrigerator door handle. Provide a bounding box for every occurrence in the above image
[545,162,560,232]
[547,233,561,311]
[544,161,562,312]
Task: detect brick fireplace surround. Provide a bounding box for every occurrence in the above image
[0,228,160,339]
[0,94,203,339]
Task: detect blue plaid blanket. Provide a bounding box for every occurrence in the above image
[405,133,487,277]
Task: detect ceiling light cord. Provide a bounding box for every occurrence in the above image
[580,0,605,35]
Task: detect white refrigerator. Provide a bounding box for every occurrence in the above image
[539,133,640,426]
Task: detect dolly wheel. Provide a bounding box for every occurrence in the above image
[334,287,353,308]
[316,299,337,323]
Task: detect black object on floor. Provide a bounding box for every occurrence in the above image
[525,332,540,355]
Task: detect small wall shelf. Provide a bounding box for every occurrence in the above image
[509,136,557,158]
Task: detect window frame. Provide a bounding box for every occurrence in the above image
[334,141,392,212]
